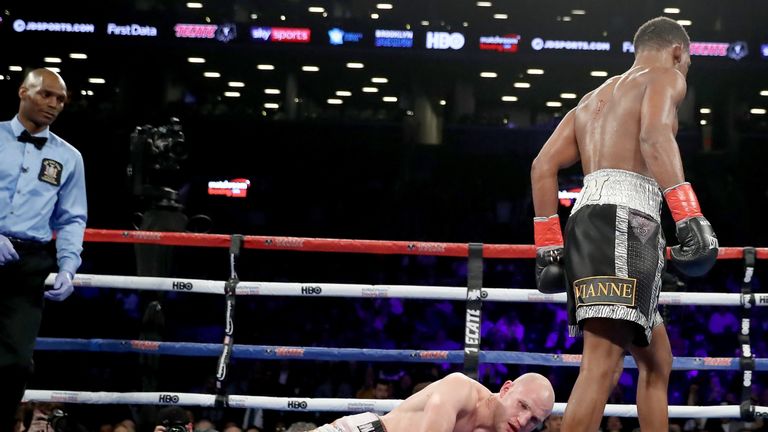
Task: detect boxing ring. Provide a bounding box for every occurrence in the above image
[24,229,768,420]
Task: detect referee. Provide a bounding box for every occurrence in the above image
[0,68,87,432]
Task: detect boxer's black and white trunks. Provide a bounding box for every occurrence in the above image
[565,169,666,346]
[314,412,387,432]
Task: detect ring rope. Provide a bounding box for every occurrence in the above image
[34,338,768,371]
[20,390,768,418]
[46,274,767,307]
[84,229,768,259]
[48,231,767,421]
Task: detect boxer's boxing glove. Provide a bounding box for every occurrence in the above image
[534,215,567,293]
[665,183,719,277]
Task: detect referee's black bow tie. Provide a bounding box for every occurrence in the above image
[17,129,47,149]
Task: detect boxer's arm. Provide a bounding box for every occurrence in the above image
[639,68,687,191]
[417,374,475,432]
[531,109,580,217]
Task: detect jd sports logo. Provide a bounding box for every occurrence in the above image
[573,276,636,307]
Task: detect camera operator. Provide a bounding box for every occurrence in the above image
[154,407,192,432]
[20,402,63,432]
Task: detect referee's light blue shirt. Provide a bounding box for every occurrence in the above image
[0,116,88,276]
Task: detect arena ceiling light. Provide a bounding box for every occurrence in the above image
[676,19,692,26]
[264,88,281,95]
[663,7,681,13]
[571,9,586,15]
[493,14,508,19]
[362,87,379,93]
[501,96,518,102]
[187,57,206,63]
[327,98,344,104]
[44,57,62,63]
[224,91,240,97]
[69,53,87,59]
[308,6,325,13]
[370,13,380,19]
[700,120,707,125]
[562,16,572,21]
[513,82,531,88]
[228,81,245,88]
[371,77,388,83]
[302,65,319,72]
[526,68,545,75]
[421,20,430,26]
[257,64,275,70]
[336,90,352,97]
[476,1,492,6]
[346,62,365,69]
[264,103,279,109]
[700,108,711,114]
[560,93,578,99]
[376,3,393,9]
[546,101,563,107]
[480,72,498,78]
[760,90,768,96]
[440,100,446,105]
[9,66,23,72]
[46,67,61,73]
[750,108,767,115]
[186,2,203,8]
[203,72,221,78]
[590,70,608,77]
[88,78,106,84]
[382,96,398,102]
[250,13,258,20]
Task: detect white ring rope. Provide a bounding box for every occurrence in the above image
[47,273,767,306]
[22,390,768,419]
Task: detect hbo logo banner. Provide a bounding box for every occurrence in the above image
[426,32,465,50]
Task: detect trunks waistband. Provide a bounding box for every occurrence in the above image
[571,169,662,221]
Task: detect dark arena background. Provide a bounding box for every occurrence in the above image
[2,1,767,431]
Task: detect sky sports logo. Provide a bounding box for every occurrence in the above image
[251,26,311,43]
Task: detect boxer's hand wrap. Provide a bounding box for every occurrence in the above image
[534,215,566,294]
[664,183,719,277]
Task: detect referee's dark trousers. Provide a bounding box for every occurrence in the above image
[0,238,55,432]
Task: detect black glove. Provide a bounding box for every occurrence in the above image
[535,246,566,294]
[670,216,718,277]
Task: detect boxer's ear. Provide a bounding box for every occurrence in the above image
[499,380,515,397]
[672,44,684,65]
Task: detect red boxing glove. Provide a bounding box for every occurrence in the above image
[664,182,719,277]
[534,215,564,248]
[664,182,704,223]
